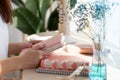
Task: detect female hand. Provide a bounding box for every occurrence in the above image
[19,40,43,49]
[26,40,45,50]
[18,48,50,69]
[32,42,46,50]
[29,40,42,45]
[22,40,43,49]
[8,40,43,55]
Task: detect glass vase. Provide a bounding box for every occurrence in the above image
[89,14,107,80]
[89,44,107,80]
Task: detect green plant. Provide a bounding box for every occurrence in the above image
[12,0,58,35]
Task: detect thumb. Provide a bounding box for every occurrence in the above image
[37,50,51,59]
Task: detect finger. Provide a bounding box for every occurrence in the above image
[20,48,33,53]
[24,42,33,48]
[32,44,46,50]
[33,50,49,59]
[29,40,42,45]
[36,50,50,56]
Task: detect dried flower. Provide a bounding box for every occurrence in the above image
[71,0,118,39]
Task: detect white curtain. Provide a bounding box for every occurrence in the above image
[105,0,120,49]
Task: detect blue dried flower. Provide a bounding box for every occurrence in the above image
[71,0,117,32]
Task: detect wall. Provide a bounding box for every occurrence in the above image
[9,1,25,43]
[8,25,24,42]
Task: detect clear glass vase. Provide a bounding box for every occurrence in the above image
[88,3,107,78]
[89,45,107,80]
[89,18,107,80]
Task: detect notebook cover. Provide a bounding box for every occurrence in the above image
[33,33,64,52]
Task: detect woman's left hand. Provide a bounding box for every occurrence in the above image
[23,40,43,49]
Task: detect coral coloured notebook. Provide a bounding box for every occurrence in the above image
[36,44,92,76]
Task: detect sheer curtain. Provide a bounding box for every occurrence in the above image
[105,0,120,50]
[105,0,120,69]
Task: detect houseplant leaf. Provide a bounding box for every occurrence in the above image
[13,7,40,35]
[12,0,59,35]
[36,20,45,33]
[11,0,25,7]
[13,12,35,35]
[25,0,40,17]
[39,0,51,20]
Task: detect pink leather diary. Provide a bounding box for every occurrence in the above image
[36,33,64,52]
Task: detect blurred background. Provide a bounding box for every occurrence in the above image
[9,0,120,69]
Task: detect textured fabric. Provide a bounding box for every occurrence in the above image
[0,16,9,60]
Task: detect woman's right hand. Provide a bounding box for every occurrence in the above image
[18,48,50,69]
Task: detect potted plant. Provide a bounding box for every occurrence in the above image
[11,0,59,35]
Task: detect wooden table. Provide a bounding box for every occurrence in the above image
[22,69,88,80]
[22,65,120,80]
